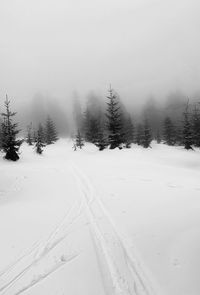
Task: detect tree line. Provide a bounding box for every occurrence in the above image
[0,88,200,161]
[74,88,200,152]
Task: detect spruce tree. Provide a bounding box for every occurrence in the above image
[163,117,176,146]
[141,118,152,148]
[1,96,22,161]
[75,130,84,149]
[106,86,123,149]
[35,124,45,154]
[45,116,58,145]
[182,102,193,150]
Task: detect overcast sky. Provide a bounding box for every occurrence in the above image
[0,0,200,104]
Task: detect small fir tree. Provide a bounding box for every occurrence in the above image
[45,116,58,145]
[35,124,45,154]
[75,130,84,149]
[141,118,152,148]
[1,96,22,161]
[72,143,77,151]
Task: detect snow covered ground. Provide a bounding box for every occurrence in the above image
[0,139,200,295]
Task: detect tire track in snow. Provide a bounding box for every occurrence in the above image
[69,161,158,295]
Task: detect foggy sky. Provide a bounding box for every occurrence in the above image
[0,0,200,105]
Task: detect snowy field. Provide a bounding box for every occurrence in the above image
[0,139,200,295]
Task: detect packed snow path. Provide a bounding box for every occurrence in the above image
[0,144,157,295]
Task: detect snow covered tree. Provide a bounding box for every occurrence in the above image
[191,105,200,147]
[75,130,84,149]
[136,124,143,145]
[1,96,22,161]
[141,118,152,148]
[182,102,193,150]
[163,117,176,146]
[45,116,58,145]
[35,124,45,154]
[26,123,33,145]
[106,86,123,149]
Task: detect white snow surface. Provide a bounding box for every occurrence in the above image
[0,139,200,295]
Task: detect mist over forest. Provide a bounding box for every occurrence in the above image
[0,0,200,155]
[0,87,198,138]
[0,0,200,110]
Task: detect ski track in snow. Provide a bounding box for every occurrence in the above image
[0,197,83,295]
[0,160,159,295]
[13,253,79,295]
[68,161,158,295]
